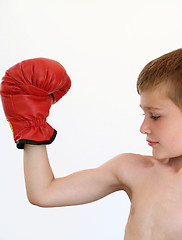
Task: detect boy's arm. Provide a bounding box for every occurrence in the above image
[1,58,131,208]
[24,144,128,207]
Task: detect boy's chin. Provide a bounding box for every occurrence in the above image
[152,151,169,163]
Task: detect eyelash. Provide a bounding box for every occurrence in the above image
[150,115,160,121]
[142,114,160,121]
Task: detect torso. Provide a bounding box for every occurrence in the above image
[123,154,182,240]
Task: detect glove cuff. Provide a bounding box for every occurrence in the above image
[8,119,57,149]
[16,129,57,149]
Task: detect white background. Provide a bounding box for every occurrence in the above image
[0,0,182,239]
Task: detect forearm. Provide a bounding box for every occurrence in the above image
[23,144,55,206]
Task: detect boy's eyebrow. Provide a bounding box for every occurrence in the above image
[139,104,163,110]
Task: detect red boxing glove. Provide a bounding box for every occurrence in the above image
[0,58,71,149]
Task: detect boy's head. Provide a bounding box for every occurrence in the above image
[137,49,182,162]
[137,49,182,110]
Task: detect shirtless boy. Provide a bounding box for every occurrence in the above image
[1,49,182,240]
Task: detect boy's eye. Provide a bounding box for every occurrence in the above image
[150,115,160,121]
[142,113,160,121]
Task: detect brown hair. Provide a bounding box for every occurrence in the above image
[137,49,182,109]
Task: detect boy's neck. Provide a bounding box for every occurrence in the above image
[167,156,182,173]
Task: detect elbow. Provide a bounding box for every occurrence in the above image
[26,193,51,208]
[28,199,44,208]
[26,193,64,208]
[27,197,46,208]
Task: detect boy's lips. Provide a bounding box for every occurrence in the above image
[147,139,159,146]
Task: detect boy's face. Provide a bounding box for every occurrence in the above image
[140,87,182,162]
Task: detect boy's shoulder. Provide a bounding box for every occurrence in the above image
[118,153,156,178]
[110,153,155,170]
[108,153,156,196]
[101,153,156,198]
[123,153,155,167]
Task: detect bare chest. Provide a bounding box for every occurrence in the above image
[125,164,182,239]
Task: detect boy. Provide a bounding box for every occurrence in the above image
[1,49,182,239]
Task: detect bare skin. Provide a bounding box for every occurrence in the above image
[24,147,182,240]
[124,154,182,240]
[23,87,182,239]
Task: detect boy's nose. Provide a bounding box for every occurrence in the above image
[140,118,151,134]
